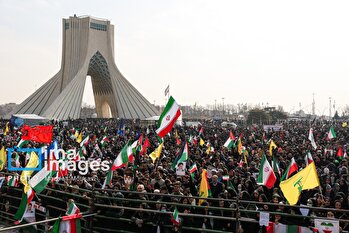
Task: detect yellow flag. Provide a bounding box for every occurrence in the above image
[76,132,83,143]
[74,130,79,139]
[342,122,348,128]
[237,139,243,155]
[3,122,9,136]
[20,151,39,193]
[199,138,205,146]
[269,140,277,156]
[243,151,248,165]
[0,147,6,171]
[198,169,210,205]
[149,143,163,163]
[205,143,211,154]
[280,162,320,205]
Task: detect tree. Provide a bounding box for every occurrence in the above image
[343,105,349,117]
[268,110,288,122]
[247,109,271,124]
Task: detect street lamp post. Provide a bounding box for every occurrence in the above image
[222,97,225,118]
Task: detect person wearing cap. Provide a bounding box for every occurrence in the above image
[171,181,183,200]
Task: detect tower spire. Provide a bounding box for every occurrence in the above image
[15,16,158,119]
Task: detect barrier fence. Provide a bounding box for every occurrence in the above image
[1,172,349,233]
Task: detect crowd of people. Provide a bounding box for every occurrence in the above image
[1,118,349,232]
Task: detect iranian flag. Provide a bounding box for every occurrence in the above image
[171,207,180,225]
[14,187,35,224]
[51,200,82,232]
[112,142,131,170]
[281,158,298,181]
[257,154,276,189]
[102,170,113,189]
[66,201,80,215]
[314,218,339,233]
[75,146,87,161]
[156,96,181,138]
[28,168,56,194]
[266,222,313,233]
[308,128,317,149]
[192,136,198,145]
[189,163,197,174]
[7,175,19,187]
[80,136,89,147]
[326,127,336,140]
[223,130,236,149]
[304,152,314,166]
[101,135,109,147]
[222,175,229,181]
[52,214,82,233]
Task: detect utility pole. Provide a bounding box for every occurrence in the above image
[329,97,332,119]
[214,99,217,117]
[312,93,315,116]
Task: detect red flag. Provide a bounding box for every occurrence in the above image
[337,146,344,158]
[21,125,53,143]
[176,137,181,145]
[140,137,150,155]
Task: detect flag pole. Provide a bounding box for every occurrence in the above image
[167,84,170,101]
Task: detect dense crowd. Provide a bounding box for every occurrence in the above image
[1,118,349,232]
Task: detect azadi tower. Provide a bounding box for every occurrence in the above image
[15,15,158,120]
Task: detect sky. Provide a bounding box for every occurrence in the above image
[1,0,349,116]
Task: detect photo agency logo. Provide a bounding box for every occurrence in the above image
[7,147,43,172]
[8,147,109,175]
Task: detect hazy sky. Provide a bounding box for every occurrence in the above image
[1,0,348,115]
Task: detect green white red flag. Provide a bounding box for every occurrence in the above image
[308,128,317,149]
[281,157,298,181]
[52,213,82,233]
[156,96,181,138]
[257,154,276,189]
[304,152,314,166]
[326,127,336,140]
[102,170,113,189]
[101,135,109,147]
[171,207,180,225]
[112,142,132,170]
[17,139,29,148]
[28,167,56,194]
[189,163,197,174]
[14,187,35,224]
[223,130,236,149]
[80,136,89,147]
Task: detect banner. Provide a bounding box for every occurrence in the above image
[263,124,283,132]
[314,218,339,233]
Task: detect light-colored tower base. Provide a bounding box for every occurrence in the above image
[14,15,158,120]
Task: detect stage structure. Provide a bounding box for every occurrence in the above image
[15,15,158,120]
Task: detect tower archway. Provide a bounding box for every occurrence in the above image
[14,15,158,120]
